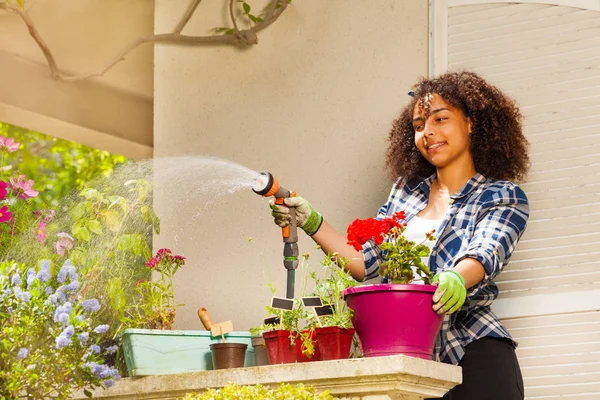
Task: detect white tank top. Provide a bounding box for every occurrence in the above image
[402,215,443,284]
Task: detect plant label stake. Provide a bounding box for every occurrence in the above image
[301,297,323,307]
[314,304,335,326]
[270,296,294,331]
[211,320,234,343]
[302,297,324,327]
[264,316,280,325]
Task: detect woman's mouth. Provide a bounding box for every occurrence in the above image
[427,142,446,153]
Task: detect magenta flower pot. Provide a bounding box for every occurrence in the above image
[343,284,443,360]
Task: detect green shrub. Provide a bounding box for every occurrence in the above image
[182,382,337,400]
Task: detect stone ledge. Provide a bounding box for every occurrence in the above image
[72,355,461,400]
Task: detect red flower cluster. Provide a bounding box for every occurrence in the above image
[146,248,186,270]
[346,211,407,251]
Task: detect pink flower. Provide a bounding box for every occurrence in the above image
[55,232,74,256]
[33,209,56,223]
[36,221,47,243]
[0,136,20,152]
[0,181,7,201]
[9,175,39,200]
[0,206,11,223]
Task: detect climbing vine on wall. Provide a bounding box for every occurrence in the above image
[0,0,291,81]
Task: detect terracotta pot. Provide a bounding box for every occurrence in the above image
[262,330,296,364]
[296,329,321,362]
[343,284,443,360]
[251,336,270,366]
[314,326,354,361]
[209,342,248,369]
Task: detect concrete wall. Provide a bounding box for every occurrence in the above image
[154,0,429,330]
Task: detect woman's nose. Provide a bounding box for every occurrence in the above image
[424,122,435,136]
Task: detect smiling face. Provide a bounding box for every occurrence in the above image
[412,94,474,172]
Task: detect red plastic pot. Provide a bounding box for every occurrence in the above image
[343,284,443,360]
[314,326,355,361]
[296,329,321,362]
[262,330,296,364]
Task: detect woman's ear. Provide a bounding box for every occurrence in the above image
[467,117,473,135]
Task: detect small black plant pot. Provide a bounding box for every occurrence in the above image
[210,342,248,370]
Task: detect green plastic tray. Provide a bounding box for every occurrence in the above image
[120,328,255,376]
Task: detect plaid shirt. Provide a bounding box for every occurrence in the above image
[362,172,529,365]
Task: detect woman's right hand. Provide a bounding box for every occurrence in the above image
[269,196,323,236]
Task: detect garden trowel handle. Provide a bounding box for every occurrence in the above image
[197,307,215,330]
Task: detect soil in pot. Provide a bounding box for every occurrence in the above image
[263,330,296,364]
[210,342,248,369]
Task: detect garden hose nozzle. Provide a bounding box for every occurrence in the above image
[252,171,298,299]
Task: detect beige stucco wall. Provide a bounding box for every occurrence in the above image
[154,0,429,330]
[0,0,153,158]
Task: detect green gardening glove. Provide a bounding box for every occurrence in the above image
[269,196,323,236]
[432,270,467,315]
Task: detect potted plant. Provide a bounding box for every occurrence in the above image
[257,297,305,364]
[342,211,444,360]
[209,326,248,370]
[307,252,359,361]
[248,326,270,366]
[253,252,315,364]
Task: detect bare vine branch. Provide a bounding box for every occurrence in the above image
[0,2,61,78]
[0,0,289,82]
[229,0,240,33]
[174,0,203,34]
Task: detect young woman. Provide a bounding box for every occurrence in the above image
[270,71,529,399]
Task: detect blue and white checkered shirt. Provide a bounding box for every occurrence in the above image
[362,172,529,365]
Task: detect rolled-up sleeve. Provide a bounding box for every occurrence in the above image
[453,185,529,295]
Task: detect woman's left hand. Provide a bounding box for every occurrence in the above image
[432,270,466,314]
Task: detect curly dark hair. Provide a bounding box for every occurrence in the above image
[386,70,530,183]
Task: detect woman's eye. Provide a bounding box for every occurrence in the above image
[414,125,423,132]
[436,117,447,122]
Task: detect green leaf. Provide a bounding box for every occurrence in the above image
[87,219,103,236]
[142,244,152,261]
[101,209,122,232]
[69,202,91,220]
[415,244,430,257]
[116,235,133,252]
[243,2,251,14]
[153,215,161,235]
[107,195,127,213]
[84,389,93,398]
[248,14,263,23]
[80,188,101,200]
[107,278,126,320]
[72,220,91,242]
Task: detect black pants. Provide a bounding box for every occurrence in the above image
[427,337,524,400]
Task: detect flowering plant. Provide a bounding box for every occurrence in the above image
[346,211,436,284]
[0,259,120,399]
[121,248,185,330]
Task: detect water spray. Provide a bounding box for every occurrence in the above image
[252,171,298,299]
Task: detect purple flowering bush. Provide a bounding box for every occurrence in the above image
[0,134,162,383]
[0,258,120,398]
